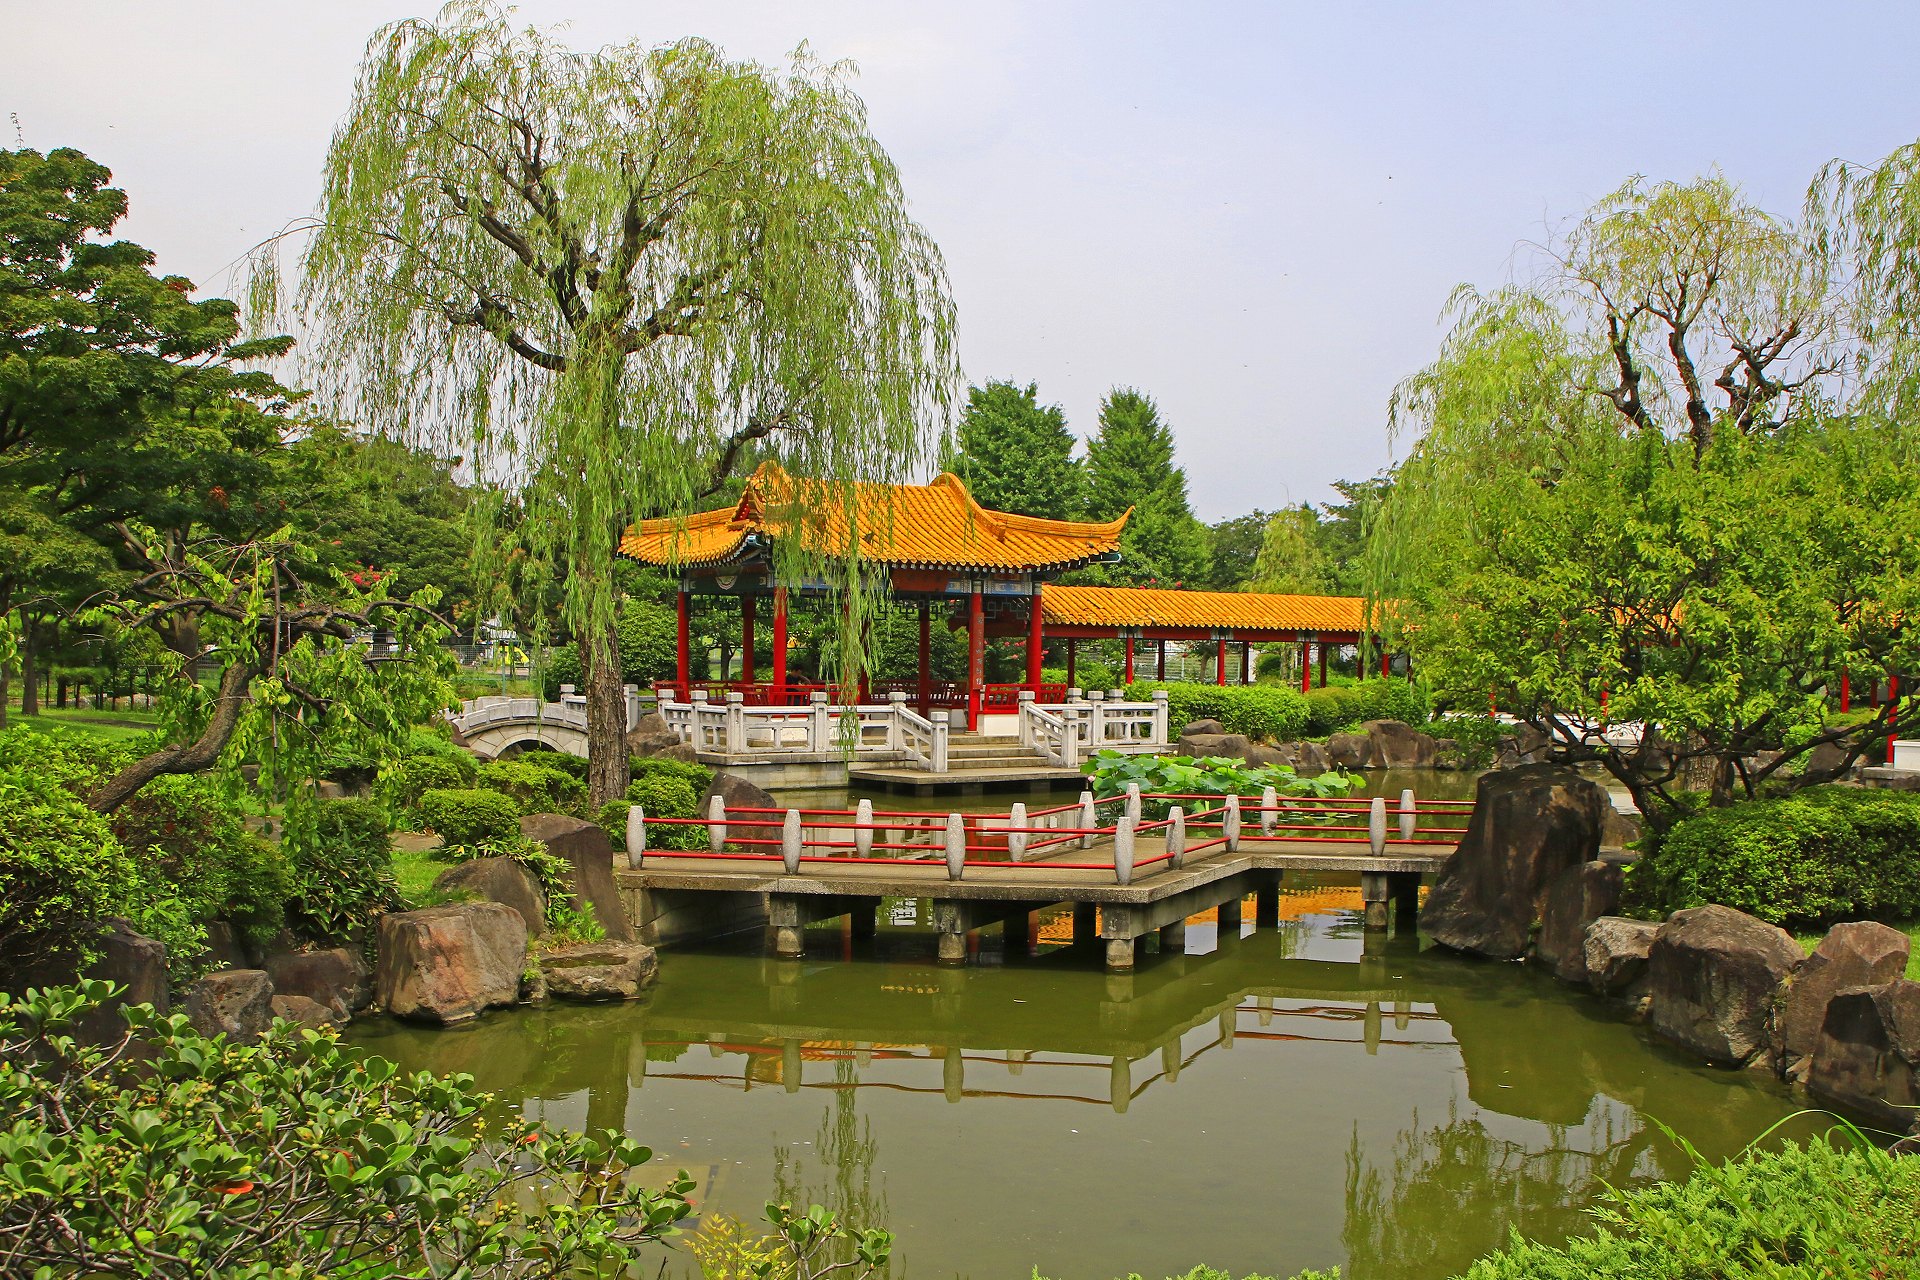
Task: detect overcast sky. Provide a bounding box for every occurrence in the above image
[7,2,1918,518]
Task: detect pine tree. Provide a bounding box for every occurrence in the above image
[949,381,1081,518]
[1084,388,1210,585]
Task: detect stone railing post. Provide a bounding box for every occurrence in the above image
[1369,795,1388,856]
[887,691,908,753]
[707,793,728,855]
[625,805,646,870]
[1225,794,1242,852]
[1017,688,1036,747]
[782,808,803,874]
[931,719,950,773]
[725,691,746,754]
[809,691,830,751]
[1152,690,1170,744]
[1260,784,1278,836]
[1399,788,1417,842]
[1114,815,1136,885]
[1167,805,1187,869]
[1078,789,1097,849]
[945,812,966,880]
[624,683,641,731]
[1008,801,1029,862]
[1089,689,1106,748]
[855,798,874,858]
[1124,781,1142,825]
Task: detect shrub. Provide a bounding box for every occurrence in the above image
[417,787,525,847]
[519,746,589,780]
[623,773,706,851]
[1299,678,1431,737]
[391,751,478,806]
[1623,785,1920,926]
[108,775,293,963]
[477,759,587,816]
[629,754,713,791]
[1125,681,1311,743]
[286,798,402,941]
[0,982,694,1278]
[1302,685,1363,736]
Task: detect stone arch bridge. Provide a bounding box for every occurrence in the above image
[448,693,643,760]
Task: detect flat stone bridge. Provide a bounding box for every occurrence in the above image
[618,831,1453,972]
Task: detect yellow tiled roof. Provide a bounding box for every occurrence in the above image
[620,464,1128,572]
[1040,585,1368,634]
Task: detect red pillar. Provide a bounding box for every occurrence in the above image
[1025,583,1044,692]
[741,592,756,687]
[771,586,789,701]
[675,588,691,693]
[1299,638,1311,693]
[1380,642,1391,678]
[1124,636,1135,685]
[1840,668,1851,713]
[1240,642,1251,684]
[1889,673,1902,765]
[1216,636,1227,687]
[1067,638,1077,688]
[917,598,932,717]
[1318,640,1328,689]
[967,585,985,730]
[1156,640,1166,681]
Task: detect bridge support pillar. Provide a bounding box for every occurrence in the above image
[1390,872,1421,933]
[1073,902,1097,942]
[1217,893,1243,940]
[1360,872,1391,931]
[1364,1000,1382,1056]
[1158,920,1186,953]
[1105,936,1137,972]
[1254,881,1280,928]
[934,899,1040,966]
[768,893,870,960]
[1004,909,1031,955]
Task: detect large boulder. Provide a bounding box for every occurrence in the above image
[91,918,171,1014]
[1325,732,1370,770]
[1774,921,1911,1082]
[539,941,660,1001]
[625,711,684,758]
[1420,765,1607,959]
[1808,981,1920,1134]
[271,993,347,1029]
[1535,860,1624,985]
[262,946,373,1016]
[1177,732,1254,760]
[432,857,547,938]
[1583,916,1661,1001]
[1646,905,1804,1067]
[1181,719,1226,737]
[374,903,528,1024]
[1494,724,1551,769]
[521,814,633,941]
[184,969,275,1042]
[1361,720,1436,769]
[1601,805,1643,851]
[701,772,778,817]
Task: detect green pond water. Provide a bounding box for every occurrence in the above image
[349,866,1815,1280]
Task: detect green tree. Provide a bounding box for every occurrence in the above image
[1083,388,1209,585]
[1371,169,1920,828]
[948,380,1081,518]
[1248,505,1331,594]
[1199,509,1270,590]
[286,4,957,806]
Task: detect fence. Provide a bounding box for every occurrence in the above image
[623,786,1472,885]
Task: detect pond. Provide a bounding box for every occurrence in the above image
[349,871,1815,1280]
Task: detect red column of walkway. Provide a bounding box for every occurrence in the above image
[1240,642,1251,684]
[771,587,789,699]
[1025,583,1044,691]
[1299,637,1311,693]
[1123,636,1135,684]
[741,592,756,685]
[1318,642,1328,688]
[917,598,932,717]
[1890,673,1902,765]
[1066,638,1077,688]
[1156,640,1166,680]
[675,589,691,690]
[967,585,985,730]
[1215,636,1227,686]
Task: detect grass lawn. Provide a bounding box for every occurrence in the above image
[5,707,161,745]
[390,834,453,904]
[1794,919,1920,980]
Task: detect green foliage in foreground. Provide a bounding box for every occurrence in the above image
[1125,681,1312,743]
[0,982,695,1278]
[417,787,524,847]
[1624,786,1920,926]
[1083,750,1359,821]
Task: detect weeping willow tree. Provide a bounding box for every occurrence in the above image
[1366,170,1920,825]
[270,2,956,804]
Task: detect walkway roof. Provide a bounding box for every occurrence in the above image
[621,463,1129,574]
[1039,584,1369,638]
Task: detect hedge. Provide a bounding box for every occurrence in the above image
[417,788,525,847]
[286,798,401,941]
[1302,678,1431,737]
[599,772,706,851]
[392,751,477,805]
[476,759,587,817]
[1623,785,1920,926]
[1125,681,1311,743]
[629,755,714,791]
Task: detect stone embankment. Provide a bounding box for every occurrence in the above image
[64,811,659,1041]
[1426,764,1920,1134]
[1174,717,1552,773]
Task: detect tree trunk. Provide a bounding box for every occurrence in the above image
[89,662,253,812]
[18,612,36,717]
[583,614,631,809]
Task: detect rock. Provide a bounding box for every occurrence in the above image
[1361,720,1436,769]
[432,857,547,938]
[657,741,700,763]
[625,711,683,758]
[1583,916,1661,999]
[1646,905,1804,1067]
[263,946,374,1014]
[1182,719,1226,737]
[1808,981,1920,1134]
[520,814,634,942]
[1494,724,1551,769]
[1601,804,1643,851]
[700,771,778,817]
[92,918,171,1014]
[315,779,349,800]
[374,904,528,1024]
[1774,921,1911,1081]
[271,993,346,1029]
[1535,861,1624,985]
[1430,738,1467,770]
[1243,742,1296,769]
[539,941,660,1001]
[1804,740,1853,780]
[202,919,251,970]
[1177,732,1254,760]
[1420,765,1607,959]
[1325,732,1370,769]
[184,969,275,1042]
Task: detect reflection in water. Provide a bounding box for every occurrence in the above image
[349,876,1810,1280]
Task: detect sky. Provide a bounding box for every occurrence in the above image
[6,1,1919,519]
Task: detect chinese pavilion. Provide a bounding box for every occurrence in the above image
[620,463,1386,728]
